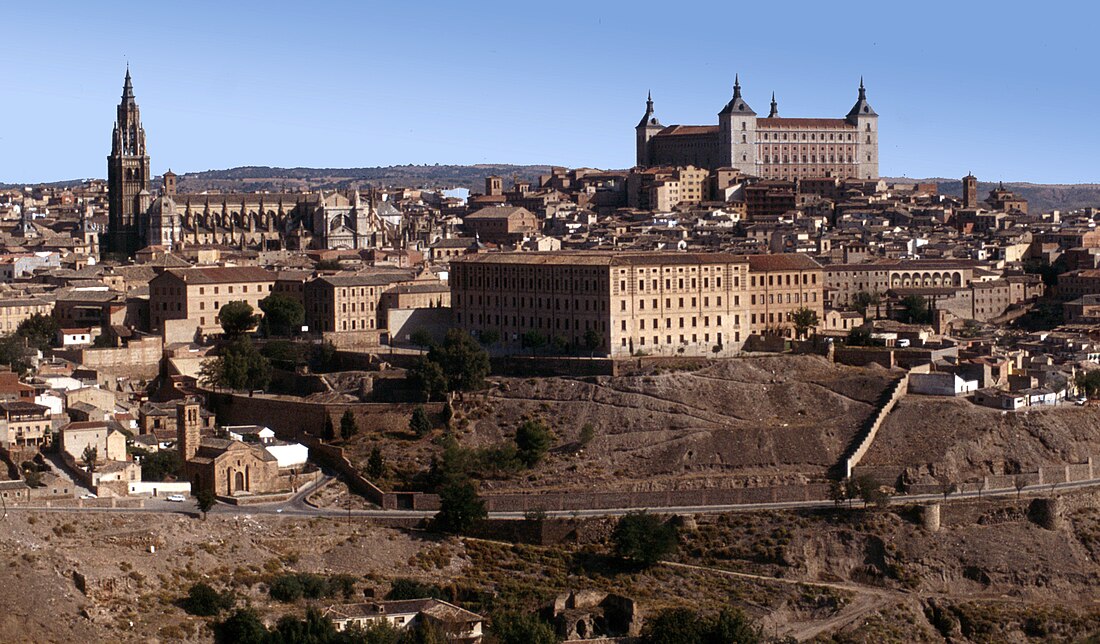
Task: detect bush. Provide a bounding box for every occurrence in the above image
[213,608,268,644]
[386,578,450,601]
[409,406,432,437]
[140,450,182,482]
[515,419,552,467]
[492,611,559,644]
[642,606,761,644]
[435,480,486,534]
[182,582,234,616]
[613,511,678,566]
[269,574,304,602]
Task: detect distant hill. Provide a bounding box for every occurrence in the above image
[175,164,556,193]
[885,177,1100,214]
[8,167,1100,214]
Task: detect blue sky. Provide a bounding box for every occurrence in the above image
[2,0,1097,184]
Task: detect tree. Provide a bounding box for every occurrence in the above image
[478,329,500,347]
[183,582,235,617]
[900,294,932,324]
[269,574,305,602]
[642,607,707,644]
[515,419,552,467]
[549,334,570,355]
[846,325,873,347]
[613,511,679,566]
[141,449,182,481]
[81,445,98,472]
[340,409,358,440]
[856,475,891,509]
[258,293,304,337]
[791,307,819,339]
[200,337,271,391]
[213,608,268,644]
[435,479,486,534]
[386,578,449,601]
[522,330,547,356]
[407,356,448,402]
[1076,370,1100,399]
[852,290,881,318]
[582,329,604,357]
[491,611,559,644]
[366,447,386,480]
[709,607,762,644]
[827,479,846,507]
[1014,474,1028,501]
[195,488,217,520]
[409,405,433,437]
[410,329,434,352]
[16,313,60,351]
[218,300,258,337]
[429,329,491,392]
[937,476,958,502]
[403,619,448,644]
[323,416,336,441]
[0,334,34,374]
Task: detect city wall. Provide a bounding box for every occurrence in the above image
[54,335,164,380]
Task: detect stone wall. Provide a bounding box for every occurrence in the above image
[54,335,163,379]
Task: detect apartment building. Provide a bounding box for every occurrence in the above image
[0,297,54,334]
[451,251,768,357]
[148,266,276,342]
[746,254,824,337]
[0,401,53,449]
[304,272,414,336]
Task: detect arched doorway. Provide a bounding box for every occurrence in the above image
[234,471,245,492]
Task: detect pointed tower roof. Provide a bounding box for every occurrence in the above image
[719,74,755,116]
[846,77,877,121]
[768,92,778,118]
[122,65,134,100]
[637,90,661,128]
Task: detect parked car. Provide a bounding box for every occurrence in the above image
[80,493,97,500]
[166,494,186,502]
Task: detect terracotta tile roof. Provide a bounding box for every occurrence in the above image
[654,125,720,137]
[162,266,276,284]
[745,254,823,272]
[757,118,854,129]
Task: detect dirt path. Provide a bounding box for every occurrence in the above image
[659,560,901,641]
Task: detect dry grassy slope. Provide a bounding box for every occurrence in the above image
[464,356,899,492]
[861,397,1100,481]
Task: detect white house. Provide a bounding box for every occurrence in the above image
[326,599,483,642]
[973,388,1027,411]
[264,442,309,468]
[225,425,275,444]
[908,372,978,396]
[58,327,96,347]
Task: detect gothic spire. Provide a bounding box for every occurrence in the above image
[846,76,876,122]
[768,92,778,118]
[720,74,754,116]
[122,65,134,100]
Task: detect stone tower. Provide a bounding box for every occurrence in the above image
[962,173,978,208]
[635,91,663,168]
[485,176,503,197]
[717,75,756,174]
[846,78,879,180]
[176,399,202,462]
[107,67,150,256]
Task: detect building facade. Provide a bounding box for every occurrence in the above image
[451,251,826,357]
[636,78,878,180]
[148,266,276,342]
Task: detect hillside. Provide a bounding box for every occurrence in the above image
[886,177,1100,213]
[448,355,899,493]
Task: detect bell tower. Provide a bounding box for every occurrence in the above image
[107,66,150,255]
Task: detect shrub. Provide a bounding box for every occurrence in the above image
[386,578,449,601]
[515,419,552,467]
[182,582,234,616]
[613,511,678,566]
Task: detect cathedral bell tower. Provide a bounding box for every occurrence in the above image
[107,66,151,255]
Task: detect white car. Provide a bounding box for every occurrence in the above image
[80,493,97,500]
[166,494,186,502]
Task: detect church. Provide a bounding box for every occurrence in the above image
[635,76,878,181]
[105,69,394,255]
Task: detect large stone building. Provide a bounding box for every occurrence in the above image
[148,266,276,342]
[450,251,826,357]
[106,70,394,253]
[635,77,878,180]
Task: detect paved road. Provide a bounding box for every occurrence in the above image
[4,473,1099,520]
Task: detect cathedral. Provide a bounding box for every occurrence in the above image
[106,69,394,255]
[635,76,878,181]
